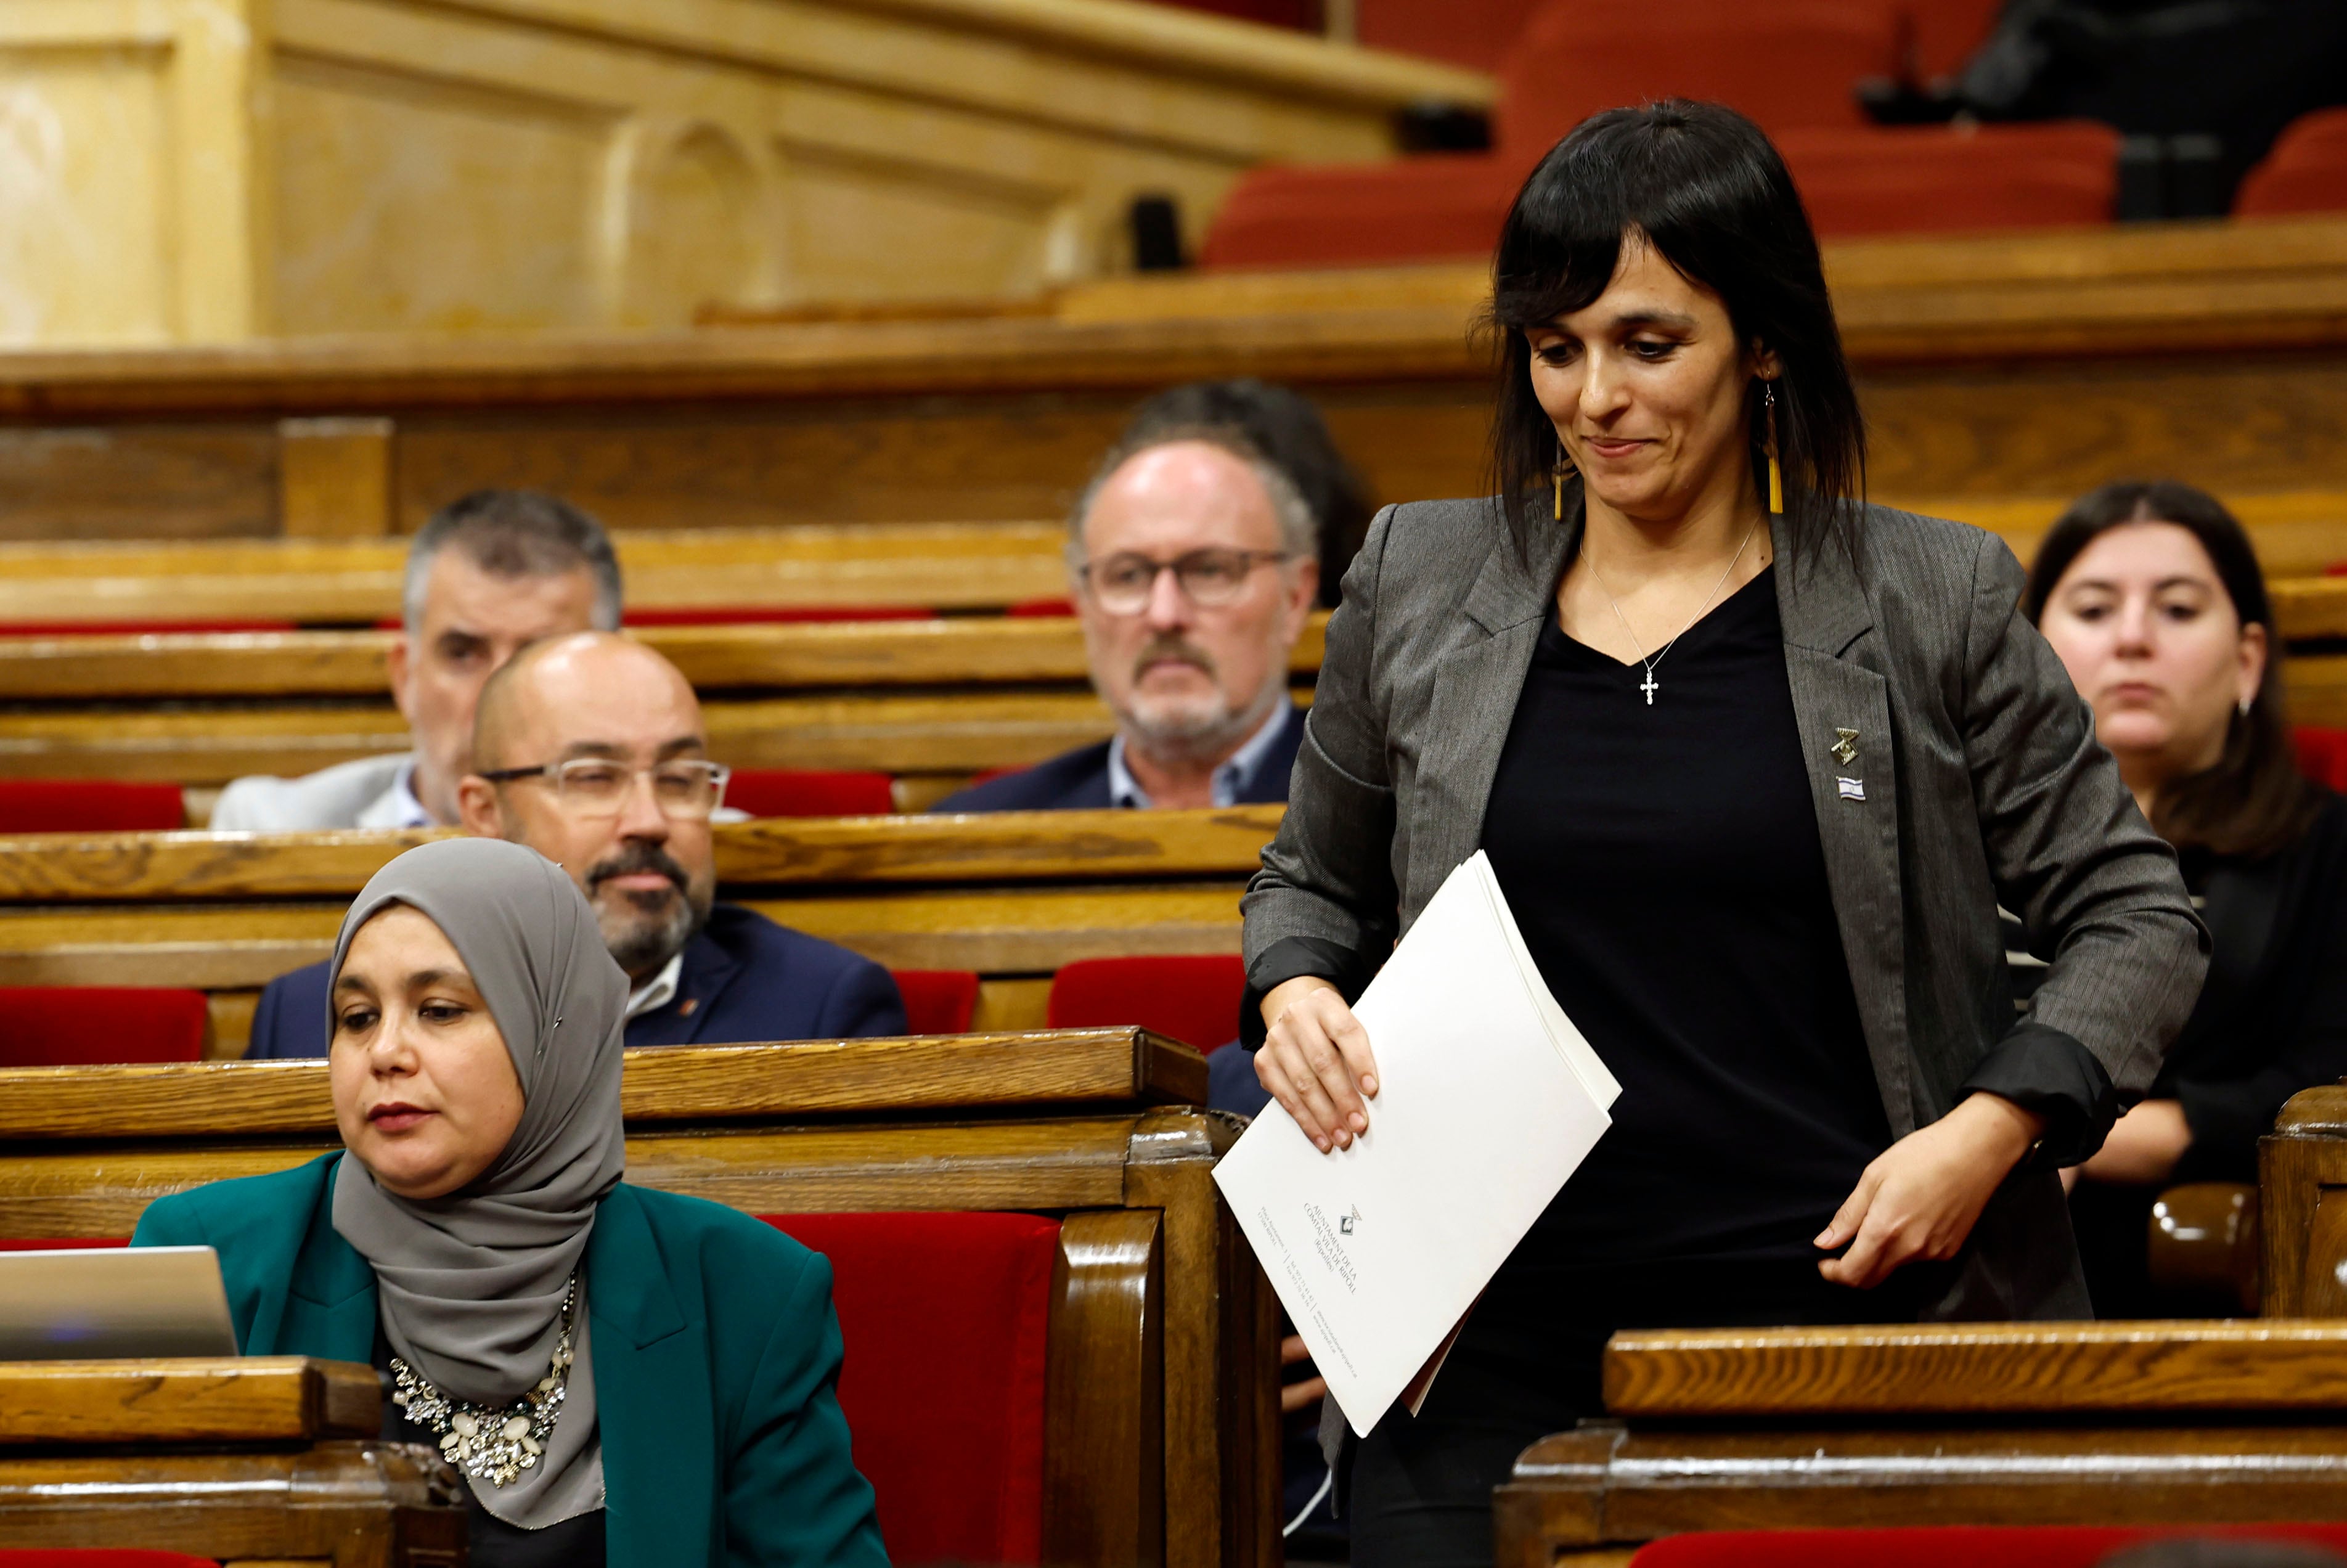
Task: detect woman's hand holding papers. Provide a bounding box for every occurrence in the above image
[1813,1092,2045,1289]
[1257,977,1380,1152]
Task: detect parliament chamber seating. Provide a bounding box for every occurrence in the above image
[1047,955,1251,1052]
[1200,0,2118,269]
[2239,109,2347,218]
[0,1556,217,1567]
[725,769,899,819]
[0,1034,1280,1567]
[891,969,983,1035]
[0,808,1278,1056]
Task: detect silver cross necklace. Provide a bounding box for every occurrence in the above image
[1582,518,1761,706]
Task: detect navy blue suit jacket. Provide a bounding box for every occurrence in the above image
[245,904,906,1059]
[932,704,1305,813]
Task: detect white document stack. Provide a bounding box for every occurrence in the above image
[1212,851,1621,1437]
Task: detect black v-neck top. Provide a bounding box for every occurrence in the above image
[1479,566,1892,1268]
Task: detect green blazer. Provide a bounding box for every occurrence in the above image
[133,1153,888,1568]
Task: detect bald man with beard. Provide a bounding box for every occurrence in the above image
[242,634,906,1058]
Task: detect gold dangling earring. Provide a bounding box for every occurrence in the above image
[1763,382,1784,516]
[1553,449,1570,521]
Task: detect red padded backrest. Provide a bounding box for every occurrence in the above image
[1903,0,2004,80]
[1047,954,1247,1050]
[0,989,208,1067]
[1633,1524,2347,1567]
[1776,122,2119,237]
[2296,727,2347,793]
[761,1212,1057,1567]
[0,781,184,833]
[1500,1,1898,157]
[621,606,936,627]
[891,970,981,1035]
[1005,597,1076,618]
[723,769,896,818]
[2237,107,2347,217]
[0,621,295,637]
[0,1239,129,1250]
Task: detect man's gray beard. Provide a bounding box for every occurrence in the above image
[1121,676,1282,770]
[599,886,711,978]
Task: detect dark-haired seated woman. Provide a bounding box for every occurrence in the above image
[2030,481,2347,1317]
[133,838,888,1567]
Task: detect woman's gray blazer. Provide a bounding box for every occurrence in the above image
[1243,493,2209,1319]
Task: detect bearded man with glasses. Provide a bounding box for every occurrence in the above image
[242,632,906,1059]
[933,427,1321,813]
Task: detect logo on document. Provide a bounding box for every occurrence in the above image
[1339,1206,1363,1235]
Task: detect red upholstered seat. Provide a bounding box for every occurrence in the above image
[891,970,981,1035]
[621,606,935,627]
[722,769,896,818]
[0,621,294,637]
[1630,1524,2347,1566]
[2237,107,2347,217]
[0,989,208,1067]
[2296,727,2347,793]
[1358,0,1545,70]
[761,1212,1056,1566]
[0,782,184,833]
[1903,0,2006,81]
[1199,155,1522,270]
[0,1239,128,1250]
[1778,121,2120,235]
[1005,597,1076,618]
[1047,954,1247,1050]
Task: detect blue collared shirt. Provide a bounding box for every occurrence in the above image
[1106,698,1294,810]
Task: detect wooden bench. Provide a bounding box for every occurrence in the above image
[0,523,1067,624]
[0,614,1329,800]
[0,1032,1277,1568]
[1493,1321,2347,1567]
[0,1357,463,1565]
[0,807,1278,1055]
[0,218,2341,544]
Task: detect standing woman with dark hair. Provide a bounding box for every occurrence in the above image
[1242,100,2206,1562]
[2028,480,2347,1317]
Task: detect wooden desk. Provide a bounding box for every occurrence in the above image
[1494,1321,2347,1566]
[0,808,1275,1055]
[0,218,2341,544]
[0,1031,1275,1568]
[0,1356,463,1566]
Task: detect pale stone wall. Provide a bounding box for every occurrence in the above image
[0,0,1490,345]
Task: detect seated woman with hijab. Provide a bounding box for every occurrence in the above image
[131,838,887,1567]
[2027,480,2347,1316]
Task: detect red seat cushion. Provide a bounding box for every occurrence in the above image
[2237,107,2347,217]
[724,769,895,818]
[1200,155,1522,270]
[1496,2,1897,158]
[1632,1524,2347,1567]
[891,970,981,1035]
[0,782,183,833]
[0,989,208,1067]
[2296,727,2347,793]
[621,606,935,627]
[761,1212,1056,1567]
[1777,121,2120,235]
[0,621,295,637]
[1047,954,1247,1049]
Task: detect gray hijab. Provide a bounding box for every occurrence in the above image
[328,837,627,1529]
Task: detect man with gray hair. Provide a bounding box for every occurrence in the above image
[933,426,1318,812]
[210,489,621,831]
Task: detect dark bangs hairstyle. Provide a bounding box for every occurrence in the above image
[2023,480,2321,861]
[1487,100,1866,557]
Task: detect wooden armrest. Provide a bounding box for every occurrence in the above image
[2146,1180,2261,1315]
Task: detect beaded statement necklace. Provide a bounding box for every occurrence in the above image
[390,1274,578,1488]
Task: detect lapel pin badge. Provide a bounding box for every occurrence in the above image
[1837,777,1866,802]
[1832,727,1860,767]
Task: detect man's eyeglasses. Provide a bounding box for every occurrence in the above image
[1076,549,1292,615]
[477,758,731,820]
